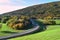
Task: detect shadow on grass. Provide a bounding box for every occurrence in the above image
[35,20,47,31]
[1,31,17,34]
[21,23,33,30]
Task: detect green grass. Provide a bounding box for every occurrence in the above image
[54,20,60,24]
[0,23,33,36]
[9,19,60,40]
[0,23,15,32]
[9,25,60,40]
[0,23,23,32]
[0,23,23,36]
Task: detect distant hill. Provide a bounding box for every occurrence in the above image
[1,1,60,18]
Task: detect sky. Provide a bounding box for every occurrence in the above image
[0,0,60,14]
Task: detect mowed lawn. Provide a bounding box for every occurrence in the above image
[0,23,23,36]
[9,19,60,40]
[9,25,60,40]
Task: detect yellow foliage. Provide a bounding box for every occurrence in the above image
[12,23,24,29]
[18,19,24,22]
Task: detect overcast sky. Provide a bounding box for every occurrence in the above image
[0,0,60,14]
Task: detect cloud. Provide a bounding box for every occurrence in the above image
[0,0,10,3]
[0,5,26,14]
[0,0,26,6]
[9,0,27,6]
[0,0,27,14]
[0,0,59,14]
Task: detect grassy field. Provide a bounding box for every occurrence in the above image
[9,25,60,40]
[9,19,60,40]
[0,23,33,36]
[0,23,23,36]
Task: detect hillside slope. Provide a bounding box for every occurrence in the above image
[1,1,60,18]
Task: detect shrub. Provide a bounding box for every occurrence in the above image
[7,19,14,25]
[6,16,31,30]
[1,16,10,23]
[49,21,56,25]
[43,20,56,25]
[12,23,24,29]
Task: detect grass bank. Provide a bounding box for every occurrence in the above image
[9,19,60,40]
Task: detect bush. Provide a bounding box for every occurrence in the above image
[6,16,31,30]
[12,23,24,29]
[7,19,14,25]
[43,20,56,25]
[7,16,18,25]
[1,16,10,23]
[49,21,56,25]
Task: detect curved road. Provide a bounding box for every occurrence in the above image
[0,19,40,40]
